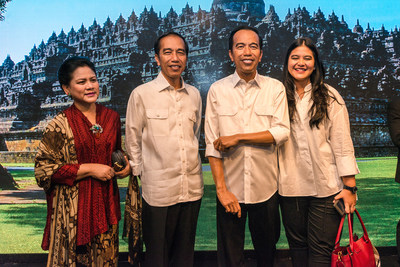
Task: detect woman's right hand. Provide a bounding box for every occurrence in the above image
[91,164,115,181]
[77,163,115,182]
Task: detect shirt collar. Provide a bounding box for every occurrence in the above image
[232,71,261,89]
[295,83,312,100]
[304,83,312,93]
[154,72,188,93]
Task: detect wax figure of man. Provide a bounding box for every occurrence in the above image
[388,96,400,263]
[204,26,290,267]
[125,32,203,267]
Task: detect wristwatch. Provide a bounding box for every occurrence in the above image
[343,185,358,194]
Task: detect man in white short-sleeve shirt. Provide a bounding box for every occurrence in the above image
[204,26,290,267]
[125,32,203,267]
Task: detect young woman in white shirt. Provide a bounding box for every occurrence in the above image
[278,37,359,267]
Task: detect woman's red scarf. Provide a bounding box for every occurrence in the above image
[64,103,121,246]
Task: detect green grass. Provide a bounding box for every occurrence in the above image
[2,163,35,167]
[0,203,130,253]
[1,157,399,253]
[0,204,45,253]
[356,157,397,178]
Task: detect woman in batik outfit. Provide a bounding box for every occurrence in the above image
[35,56,141,266]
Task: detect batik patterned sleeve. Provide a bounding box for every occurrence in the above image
[35,113,80,192]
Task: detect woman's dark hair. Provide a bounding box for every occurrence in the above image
[154,32,189,56]
[283,37,337,128]
[229,26,263,51]
[58,56,96,86]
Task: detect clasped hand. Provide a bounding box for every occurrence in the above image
[214,135,239,152]
[88,156,131,182]
[91,164,115,182]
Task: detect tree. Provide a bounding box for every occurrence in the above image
[0,164,18,190]
[0,0,12,21]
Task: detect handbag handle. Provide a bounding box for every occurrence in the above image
[333,209,370,253]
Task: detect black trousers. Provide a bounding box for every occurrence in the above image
[142,198,202,267]
[280,194,342,267]
[217,192,280,267]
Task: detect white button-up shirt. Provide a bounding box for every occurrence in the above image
[205,72,290,204]
[125,73,203,207]
[278,84,360,197]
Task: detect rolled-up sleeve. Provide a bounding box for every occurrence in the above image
[268,85,290,146]
[205,86,222,159]
[329,101,360,177]
[125,89,145,176]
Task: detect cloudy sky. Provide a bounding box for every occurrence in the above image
[0,0,398,63]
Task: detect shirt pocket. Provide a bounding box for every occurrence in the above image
[254,106,273,129]
[217,106,238,116]
[185,112,197,138]
[188,112,197,124]
[146,109,169,136]
[217,106,239,135]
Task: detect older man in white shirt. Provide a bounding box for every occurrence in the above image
[205,26,290,267]
[125,32,203,267]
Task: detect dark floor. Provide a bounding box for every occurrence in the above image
[0,248,398,266]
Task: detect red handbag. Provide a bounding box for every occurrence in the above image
[331,209,377,267]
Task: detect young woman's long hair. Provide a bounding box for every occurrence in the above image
[283,37,337,128]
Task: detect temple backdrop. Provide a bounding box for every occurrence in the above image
[0,0,399,160]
